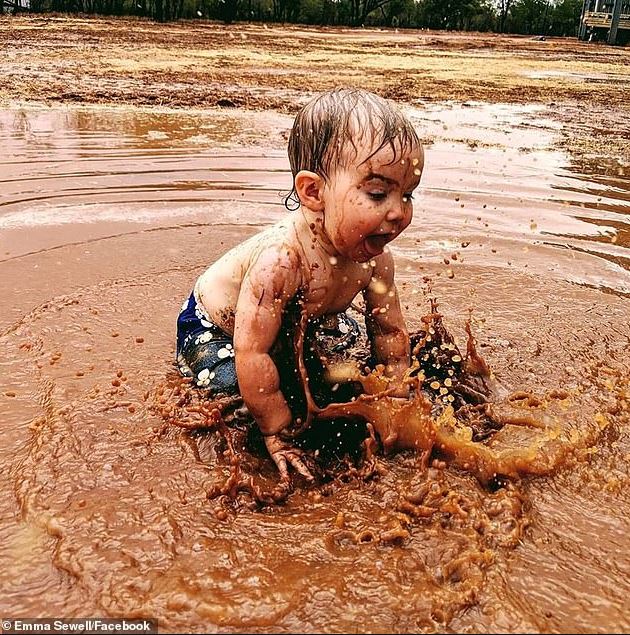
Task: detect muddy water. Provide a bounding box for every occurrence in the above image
[1,104,629,633]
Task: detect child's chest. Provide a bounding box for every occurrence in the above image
[301,261,373,317]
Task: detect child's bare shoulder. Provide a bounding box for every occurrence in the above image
[241,235,304,300]
[196,222,301,307]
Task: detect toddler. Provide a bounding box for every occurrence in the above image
[176,87,423,481]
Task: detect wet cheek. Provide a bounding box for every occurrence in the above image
[341,194,367,227]
[347,191,363,206]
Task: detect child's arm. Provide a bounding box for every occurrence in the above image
[363,250,410,397]
[233,248,313,481]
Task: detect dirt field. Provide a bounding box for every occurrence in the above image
[1,15,629,162]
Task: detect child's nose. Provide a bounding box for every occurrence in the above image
[386,201,405,222]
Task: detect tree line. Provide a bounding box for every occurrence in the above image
[3,0,585,37]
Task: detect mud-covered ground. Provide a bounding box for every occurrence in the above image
[1,15,629,163]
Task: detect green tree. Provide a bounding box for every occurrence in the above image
[549,0,582,35]
[218,0,239,22]
[417,0,491,30]
[296,0,322,23]
[377,0,416,27]
[349,0,396,26]
[496,0,514,31]
[508,0,549,34]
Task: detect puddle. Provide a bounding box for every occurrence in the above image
[0,103,629,632]
[0,106,291,261]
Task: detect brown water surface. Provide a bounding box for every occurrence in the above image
[1,104,629,633]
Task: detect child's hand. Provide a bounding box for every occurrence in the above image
[263,434,314,483]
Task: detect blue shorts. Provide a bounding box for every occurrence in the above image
[176,290,360,396]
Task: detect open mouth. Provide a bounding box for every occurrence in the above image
[364,233,393,256]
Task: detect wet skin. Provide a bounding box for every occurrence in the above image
[195,140,424,480]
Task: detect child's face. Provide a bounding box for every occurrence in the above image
[320,141,423,263]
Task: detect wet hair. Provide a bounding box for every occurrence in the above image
[284,87,420,211]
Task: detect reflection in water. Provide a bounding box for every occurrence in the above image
[0,104,629,633]
[400,102,630,292]
[0,107,290,258]
[1,103,627,291]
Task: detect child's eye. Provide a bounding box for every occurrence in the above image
[403,193,415,202]
[368,191,387,201]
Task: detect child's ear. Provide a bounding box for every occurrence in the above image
[294,170,325,212]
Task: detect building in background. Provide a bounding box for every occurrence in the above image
[579,0,630,44]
